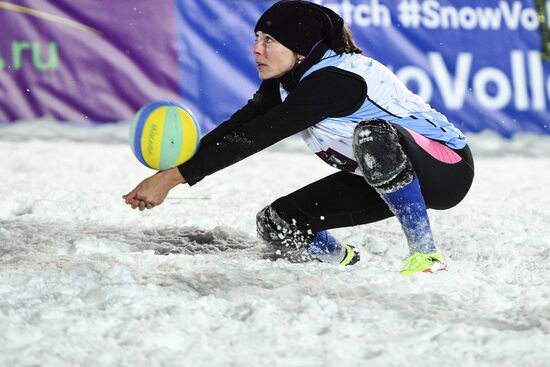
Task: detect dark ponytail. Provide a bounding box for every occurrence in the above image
[337,25,363,54]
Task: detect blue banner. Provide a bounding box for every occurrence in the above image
[177,0,550,137]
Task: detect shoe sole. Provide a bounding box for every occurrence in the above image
[422,261,447,273]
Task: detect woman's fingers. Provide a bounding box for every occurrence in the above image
[123,192,136,204]
[123,183,143,203]
[126,198,155,211]
[139,201,146,211]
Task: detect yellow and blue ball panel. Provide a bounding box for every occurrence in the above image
[130,101,201,170]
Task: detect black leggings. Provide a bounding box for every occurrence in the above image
[268,125,475,234]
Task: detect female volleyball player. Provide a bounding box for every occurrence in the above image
[124,0,474,275]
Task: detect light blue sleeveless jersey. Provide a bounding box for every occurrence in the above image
[280,50,467,175]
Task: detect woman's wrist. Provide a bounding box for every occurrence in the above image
[163,167,186,186]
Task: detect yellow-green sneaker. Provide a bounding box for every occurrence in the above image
[401,251,446,275]
[339,245,360,267]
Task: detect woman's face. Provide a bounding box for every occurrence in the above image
[253,31,298,79]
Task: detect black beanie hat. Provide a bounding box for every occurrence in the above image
[254,0,346,56]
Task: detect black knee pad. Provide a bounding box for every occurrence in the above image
[352,119,414,191]
[256,205,312,248]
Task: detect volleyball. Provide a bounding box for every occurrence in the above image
[129,101,201,170]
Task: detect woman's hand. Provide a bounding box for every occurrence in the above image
[123,168,186,211]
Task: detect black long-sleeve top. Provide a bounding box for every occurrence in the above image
[178,61,367,186]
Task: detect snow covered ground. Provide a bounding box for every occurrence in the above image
[1,121,550,366]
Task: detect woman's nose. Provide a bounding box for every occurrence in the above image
[252,41,263,55]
